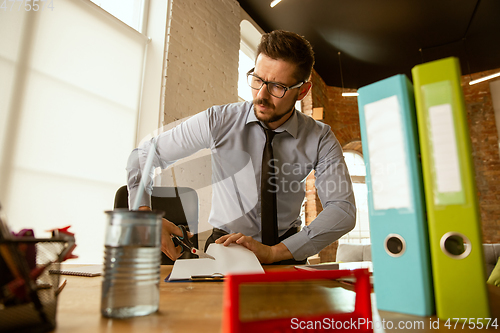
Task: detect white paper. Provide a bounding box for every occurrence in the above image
[167,243,264,281]
[364,95,411,210]
[428,103,462,194]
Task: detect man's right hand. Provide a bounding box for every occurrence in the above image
[138,206,192,261]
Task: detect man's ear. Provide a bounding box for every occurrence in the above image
[297,81,312,101]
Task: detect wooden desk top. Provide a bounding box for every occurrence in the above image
[53,265,500,333]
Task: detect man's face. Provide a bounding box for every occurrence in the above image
[252,54,303,129]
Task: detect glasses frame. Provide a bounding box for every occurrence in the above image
[246,68,305,98]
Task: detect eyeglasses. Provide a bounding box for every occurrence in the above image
[246,68,304,98]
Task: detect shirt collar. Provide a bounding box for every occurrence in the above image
[245,103,299,139]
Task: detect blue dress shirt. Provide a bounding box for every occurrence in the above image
[127,101,356,260]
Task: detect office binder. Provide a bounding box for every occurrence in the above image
[412,57,490,320]
[357,74,434,316]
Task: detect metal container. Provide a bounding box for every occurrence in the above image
[101,209,163,318]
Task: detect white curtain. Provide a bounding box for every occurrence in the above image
[0,0,148,263]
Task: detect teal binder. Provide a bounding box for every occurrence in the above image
[357,74,434,316]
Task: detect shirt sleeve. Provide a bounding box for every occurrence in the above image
[126,110,214,209]
[282,129,356,261]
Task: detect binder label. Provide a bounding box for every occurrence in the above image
[422,81,465,205]
[428,104,462,193]
[364,95,411,211]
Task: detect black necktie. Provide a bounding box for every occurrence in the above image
[261,127,279,246]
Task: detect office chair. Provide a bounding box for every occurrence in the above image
[114,185,199,265]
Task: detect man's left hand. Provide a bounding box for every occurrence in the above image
[214,233,293,264]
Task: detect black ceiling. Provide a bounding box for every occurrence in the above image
[236,0,500,89]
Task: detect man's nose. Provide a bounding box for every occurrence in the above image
[256,83,271,99]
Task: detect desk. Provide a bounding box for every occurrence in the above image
[53,265,499,333]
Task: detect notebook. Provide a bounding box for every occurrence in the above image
[49,265,103,277]
[295,261,373,272]
[166,243,264,281]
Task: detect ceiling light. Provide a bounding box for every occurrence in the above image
[270,0,282,8]
[469,71,500,85]
[337,52,358,97]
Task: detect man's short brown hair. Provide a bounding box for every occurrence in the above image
[257,30,315,82]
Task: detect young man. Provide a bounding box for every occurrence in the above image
[127,30,355,265]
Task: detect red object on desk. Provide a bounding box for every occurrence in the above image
[222,268,373,333]
[46,225,78,260]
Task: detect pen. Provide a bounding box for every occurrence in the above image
[55,278,67,296]
[190,273,224,282]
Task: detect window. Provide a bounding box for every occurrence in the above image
[238,20,261,102]
[238,50,255,102]
[0,0,166,263]
[340,151,370,244]
[90,0,147,32]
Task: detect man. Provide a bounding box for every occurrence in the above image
[127,30,356,265]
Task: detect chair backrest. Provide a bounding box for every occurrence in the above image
[336,243,372,262]
[113,185,199,265]
[484,243,500,277]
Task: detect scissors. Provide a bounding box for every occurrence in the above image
[172,225,215,260]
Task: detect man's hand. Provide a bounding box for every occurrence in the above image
[215,233,293,264]
[139,206,192,261]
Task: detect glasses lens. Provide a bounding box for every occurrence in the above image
[247,74,286,98]
[268,83,286,98]
[248,74,263,90]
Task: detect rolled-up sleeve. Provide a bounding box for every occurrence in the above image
[126,110,214,209]
[282,130,356,260]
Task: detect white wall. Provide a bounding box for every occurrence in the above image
[155,0,241,247]
[162,0,240,123]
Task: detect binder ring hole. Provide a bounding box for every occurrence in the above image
[440,232,471,259]
[384,234,406,257]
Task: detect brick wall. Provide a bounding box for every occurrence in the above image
[305,70,361,146]
[462,69,500,244]
[303,68,500,261]
[302,70,362,262]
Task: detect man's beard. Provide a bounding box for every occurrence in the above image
[253,98,294,125]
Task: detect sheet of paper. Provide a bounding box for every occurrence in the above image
[364,95,411,211]
[167,243,264,281]
[428,103,462,194]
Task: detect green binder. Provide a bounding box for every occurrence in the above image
[412,57,490,320]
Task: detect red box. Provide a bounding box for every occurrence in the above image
[222,268,373,333]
